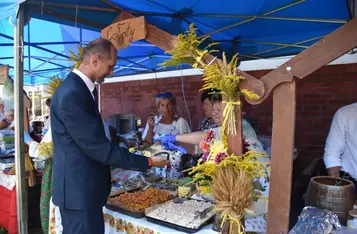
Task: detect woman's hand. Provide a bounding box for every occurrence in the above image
[147,114,155,129]
[154,135,176,144]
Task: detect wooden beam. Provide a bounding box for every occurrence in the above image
[111,11,266,99]
[227,95,243,155]
[31,6,107,29]
[248,17,357,105]
[267,80,296,234]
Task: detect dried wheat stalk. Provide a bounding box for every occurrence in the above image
[212,167,253,234]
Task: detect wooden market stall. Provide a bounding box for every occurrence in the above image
[7,1,357,233]
[100,9,357,233]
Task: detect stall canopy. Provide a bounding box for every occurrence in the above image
[0,0,354,85]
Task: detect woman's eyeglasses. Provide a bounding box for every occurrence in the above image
[157,92,173,98]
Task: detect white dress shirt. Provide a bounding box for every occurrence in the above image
[323,103,357,179]
[73,69,95,99]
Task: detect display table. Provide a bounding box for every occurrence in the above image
[0,184,17,234]
[103,207,217,234]
[0,158,17,234]
[0,157,42,234]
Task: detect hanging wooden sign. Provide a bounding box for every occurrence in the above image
[0,65,9,85]
[101,16,147,50]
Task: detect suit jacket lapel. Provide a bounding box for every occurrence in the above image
[70,73,101,116]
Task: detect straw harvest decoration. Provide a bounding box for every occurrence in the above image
[45,76,64,96]
[212,167,253,234]
[37,73,64,158]
[9,145,37,187]
[159,24,269,234]
[160,24,259,137]
[68,46,84,70]
[160,24,218,69]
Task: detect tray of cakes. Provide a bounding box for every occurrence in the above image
[106,187,173,218]
[145,198,216,233]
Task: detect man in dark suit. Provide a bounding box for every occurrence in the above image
[51,38,168,233]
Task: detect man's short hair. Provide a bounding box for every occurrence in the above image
[200,88,220,103]
[83,38,114,61]
[45,98,51,107]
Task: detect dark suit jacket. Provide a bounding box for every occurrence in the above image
[51,72,149,210]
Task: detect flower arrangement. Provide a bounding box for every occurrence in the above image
[37,141,54,158]
[187,147,268,195]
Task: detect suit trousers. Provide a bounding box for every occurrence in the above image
[60,206,104,234]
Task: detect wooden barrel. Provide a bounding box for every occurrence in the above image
[305,176,356,224]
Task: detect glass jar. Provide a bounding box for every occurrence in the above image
[347,209,357,229]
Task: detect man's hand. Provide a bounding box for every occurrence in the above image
[151,156,169,168]
[327,166,340,177]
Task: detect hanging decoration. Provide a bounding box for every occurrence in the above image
[212,167,253,234]
[45,76,64,96]
[160,24,218,69]
[161,24,268,234]
[160,24,259,137]
[37,75,63,157]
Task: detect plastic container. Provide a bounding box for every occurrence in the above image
[347,209,357,229]
[0,130,14,150]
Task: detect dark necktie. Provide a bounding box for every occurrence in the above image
[92,87,98,107]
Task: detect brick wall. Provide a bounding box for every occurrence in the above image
[100,63,357,167]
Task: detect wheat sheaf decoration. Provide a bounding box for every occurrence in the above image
[38,74,64,158]
[160,24,259,137]
[212,167,253,234]
[46,76,64,96]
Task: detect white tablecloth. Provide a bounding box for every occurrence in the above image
[103,207,217,234]
[103,206,267,233]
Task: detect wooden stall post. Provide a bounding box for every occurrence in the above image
[227,94,243,155]
[267,80,296,234]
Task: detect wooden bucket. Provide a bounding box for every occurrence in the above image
[305,176,356,224]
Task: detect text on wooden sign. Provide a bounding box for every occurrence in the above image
[101,16,147,49]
